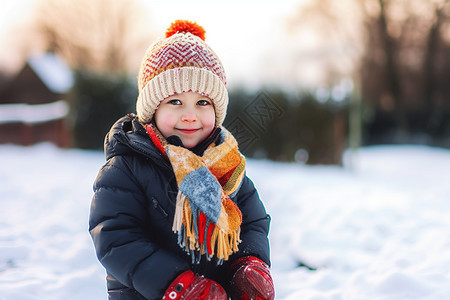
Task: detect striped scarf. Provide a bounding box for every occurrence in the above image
[146,124,245,263]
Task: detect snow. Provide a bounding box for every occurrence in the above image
[1,143,450,299]
[0,100,69,124]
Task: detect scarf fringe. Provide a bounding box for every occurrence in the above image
[174,191,241,262]
[172,192,185,233]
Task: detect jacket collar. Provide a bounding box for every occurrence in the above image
[104,114,171,170]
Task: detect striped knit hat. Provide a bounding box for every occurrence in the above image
[136,20,228,125]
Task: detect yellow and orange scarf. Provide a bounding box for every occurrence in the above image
[146,124,245,263]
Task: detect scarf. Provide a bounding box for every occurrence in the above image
[145,124,246,263]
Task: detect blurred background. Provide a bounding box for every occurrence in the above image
[1,0,449,165]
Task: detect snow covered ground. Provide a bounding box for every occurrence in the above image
[1,143,449,299]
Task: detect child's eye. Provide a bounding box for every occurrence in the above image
[169,99,182,105]
[197,100,211,106]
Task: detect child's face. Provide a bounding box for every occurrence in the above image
[154,92,216,148]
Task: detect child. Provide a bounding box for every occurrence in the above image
[89,20,274,300]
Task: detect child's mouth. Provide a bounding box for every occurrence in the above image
[177,128,200,134]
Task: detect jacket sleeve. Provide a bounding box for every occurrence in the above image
[89,156,189,299]
[232,175,271,266]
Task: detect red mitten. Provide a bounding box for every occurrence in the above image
[230,256,275,300]
[163,270,227,300]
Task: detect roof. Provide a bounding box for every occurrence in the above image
[27,53,74,94]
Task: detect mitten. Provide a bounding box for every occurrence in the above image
[229,256,275,300]
[163,270,227,300]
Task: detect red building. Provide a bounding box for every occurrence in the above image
[0,53,74,147]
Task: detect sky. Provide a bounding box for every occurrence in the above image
[0,0,335,89]
[140,0,305,88]
[0,0,34,31]
[0,0,43,73]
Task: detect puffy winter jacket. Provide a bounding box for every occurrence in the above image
[89,115,271,299]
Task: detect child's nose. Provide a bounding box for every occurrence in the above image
[181,110,197,122]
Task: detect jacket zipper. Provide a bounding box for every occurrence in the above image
[151,197,169,219]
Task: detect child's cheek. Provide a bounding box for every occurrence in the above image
[155,112,177,137]
[206,115,216,128]
[203,109,216,127]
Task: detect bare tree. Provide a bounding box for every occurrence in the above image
[30,0,154,74]
[360,0,450,137]
[286,0,364,86]
[289,0,450,143]
[422,0,450,131]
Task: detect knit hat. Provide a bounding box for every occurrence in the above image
[136,20,228,125]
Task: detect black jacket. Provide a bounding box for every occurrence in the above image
[89,115,271,299]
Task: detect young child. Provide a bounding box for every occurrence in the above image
[89,20,274,300]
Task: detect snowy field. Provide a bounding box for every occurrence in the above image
[1,143,449,299]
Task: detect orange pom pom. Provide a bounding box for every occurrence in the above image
[166,20,206,41]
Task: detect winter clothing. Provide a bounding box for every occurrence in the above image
[136,20,228,126]
[229,256,275,300]
[89,115,271,299]
[163,270,227,300]
[145,123,244,263]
